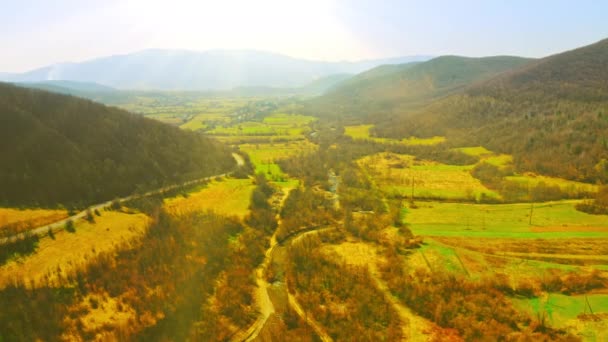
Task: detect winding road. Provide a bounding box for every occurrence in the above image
[0,153,245,245]
[232,227,336,342]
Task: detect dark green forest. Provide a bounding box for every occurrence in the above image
[0,83,235,207]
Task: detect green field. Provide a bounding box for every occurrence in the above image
[239,140,315,186]
[119,95,248,126]
[207,113,315,138]
[406,200,608,238]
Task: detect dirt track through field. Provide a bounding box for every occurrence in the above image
[368,262,438,341]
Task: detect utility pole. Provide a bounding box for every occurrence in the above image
[410,175,415,204]
[529,203,534,225]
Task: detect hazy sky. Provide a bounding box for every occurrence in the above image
[2,0,607,72]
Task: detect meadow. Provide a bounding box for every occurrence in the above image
[405,200,608,238]
[163,177,254,218]
[239,140,316,185]
[358,152,500,200]
[117,95,248,127]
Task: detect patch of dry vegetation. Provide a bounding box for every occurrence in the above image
[0,211,149,288]
[0,208,68,236]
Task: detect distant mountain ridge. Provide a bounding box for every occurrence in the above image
[0,50,432,90]
[309,55,532,119]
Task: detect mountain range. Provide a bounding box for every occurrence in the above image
[308,55,533,119]
[0,50,431,91]
[316,38,608,183]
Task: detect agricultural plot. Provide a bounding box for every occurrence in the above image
[359,152,499,200]
[207,121,279,135]
[180,112,231,131]
[213,135,303,145]
[0,211,149,288]
[262,113,316,126]
[163,178,255,218]
[406,235,608,335]
[344,124,446,146]
[405,200,608,238]
[207,113,315,138]
[117,95,248,127]
[239,140,316,186]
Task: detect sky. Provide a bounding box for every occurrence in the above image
[1,0,607,72]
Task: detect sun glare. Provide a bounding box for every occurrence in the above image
[117,0,362,60]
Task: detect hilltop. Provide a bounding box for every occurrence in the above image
[373,38,608,182]
[308,55,532,119]
[0,83,235,207]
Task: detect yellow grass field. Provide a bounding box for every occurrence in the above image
[164,178,254,218]
[0,208,68,236]
[0,211,149,288]
[359,152,499,200]
[344,124,446,146]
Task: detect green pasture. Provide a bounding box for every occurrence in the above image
[406,200,608,238]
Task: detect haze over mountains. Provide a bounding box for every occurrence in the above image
[0,49,431,91]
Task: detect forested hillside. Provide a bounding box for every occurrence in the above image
[374,38,608,182]
[308,56,532,120]
[0,83,235,207]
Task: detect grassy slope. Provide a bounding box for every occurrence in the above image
[308,56,532,119]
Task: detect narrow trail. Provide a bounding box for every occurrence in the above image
[234,221,335,341]
[230,233,277,342]
[367,262,438,341]
[287,292,333,342]
[232,187,292,342]
[0,153,245,245]
[285,228,336,342]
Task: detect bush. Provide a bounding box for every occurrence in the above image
[65,220,76,233]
